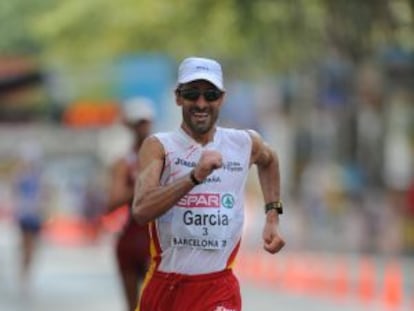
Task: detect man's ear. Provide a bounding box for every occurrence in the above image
[174,87,182,106]
[217,92,225,107]
[175,89,182,106]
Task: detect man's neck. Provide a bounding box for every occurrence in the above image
[180,124,216,146]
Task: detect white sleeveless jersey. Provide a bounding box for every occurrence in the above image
[151,127,252,275]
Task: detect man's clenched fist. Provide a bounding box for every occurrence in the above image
[193,150,223,181]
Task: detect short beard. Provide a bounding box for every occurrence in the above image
[183,108,217,135]
[189,122,211,135]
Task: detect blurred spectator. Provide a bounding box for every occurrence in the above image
[12,142,46,294]
[318,46,353,109]
[383,89,413,192]
[405,180,414,253]
[355,63,385,189]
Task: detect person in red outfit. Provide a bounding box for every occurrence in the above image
[106,97,155,311]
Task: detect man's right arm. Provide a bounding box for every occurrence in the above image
[132,136,196,225]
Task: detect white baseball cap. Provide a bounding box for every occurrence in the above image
[177,57,224,90]
[122,97,155,123]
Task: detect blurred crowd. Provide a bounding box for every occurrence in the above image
[0,48,413,258]
[235,47,414,255]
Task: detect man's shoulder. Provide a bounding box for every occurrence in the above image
[218,126,250,137]
[150,130,185,150]
[218,127,252,145]
[152,130,178,142]
[152,130,176,137]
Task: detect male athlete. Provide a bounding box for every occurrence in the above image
[132,57,285,311]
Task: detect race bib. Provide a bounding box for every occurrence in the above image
[171,192,236,250]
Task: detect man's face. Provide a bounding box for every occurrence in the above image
[176,80,224,136]
[127,119,152,139]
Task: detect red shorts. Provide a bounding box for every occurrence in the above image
[138,269,241,311]
[116,220,150,277]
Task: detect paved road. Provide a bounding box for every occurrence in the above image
[0,221,410,311]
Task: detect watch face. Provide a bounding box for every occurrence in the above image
[265,202,283,214]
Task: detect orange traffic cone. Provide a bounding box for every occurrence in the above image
[306,255,329,297]
[381,260,403,310]
[268,255,281,286]
[285,257,302,292]
[263,255,275,284]
[357,257,376,305]
[299,254,313,294]
[331,257,350,301]
[242,253,253,280]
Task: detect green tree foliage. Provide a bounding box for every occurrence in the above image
[1,0,413,74]
[0,0,51,54]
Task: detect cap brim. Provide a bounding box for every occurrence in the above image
[178,72,224,91]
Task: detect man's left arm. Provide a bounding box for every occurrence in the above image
[247,129,285,254]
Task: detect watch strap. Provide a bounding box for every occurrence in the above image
[265,201,283,214]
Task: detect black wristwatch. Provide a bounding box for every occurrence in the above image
[265,201,283,214]
[190,170,202,185]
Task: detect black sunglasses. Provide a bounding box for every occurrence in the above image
[178,88,223,102]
